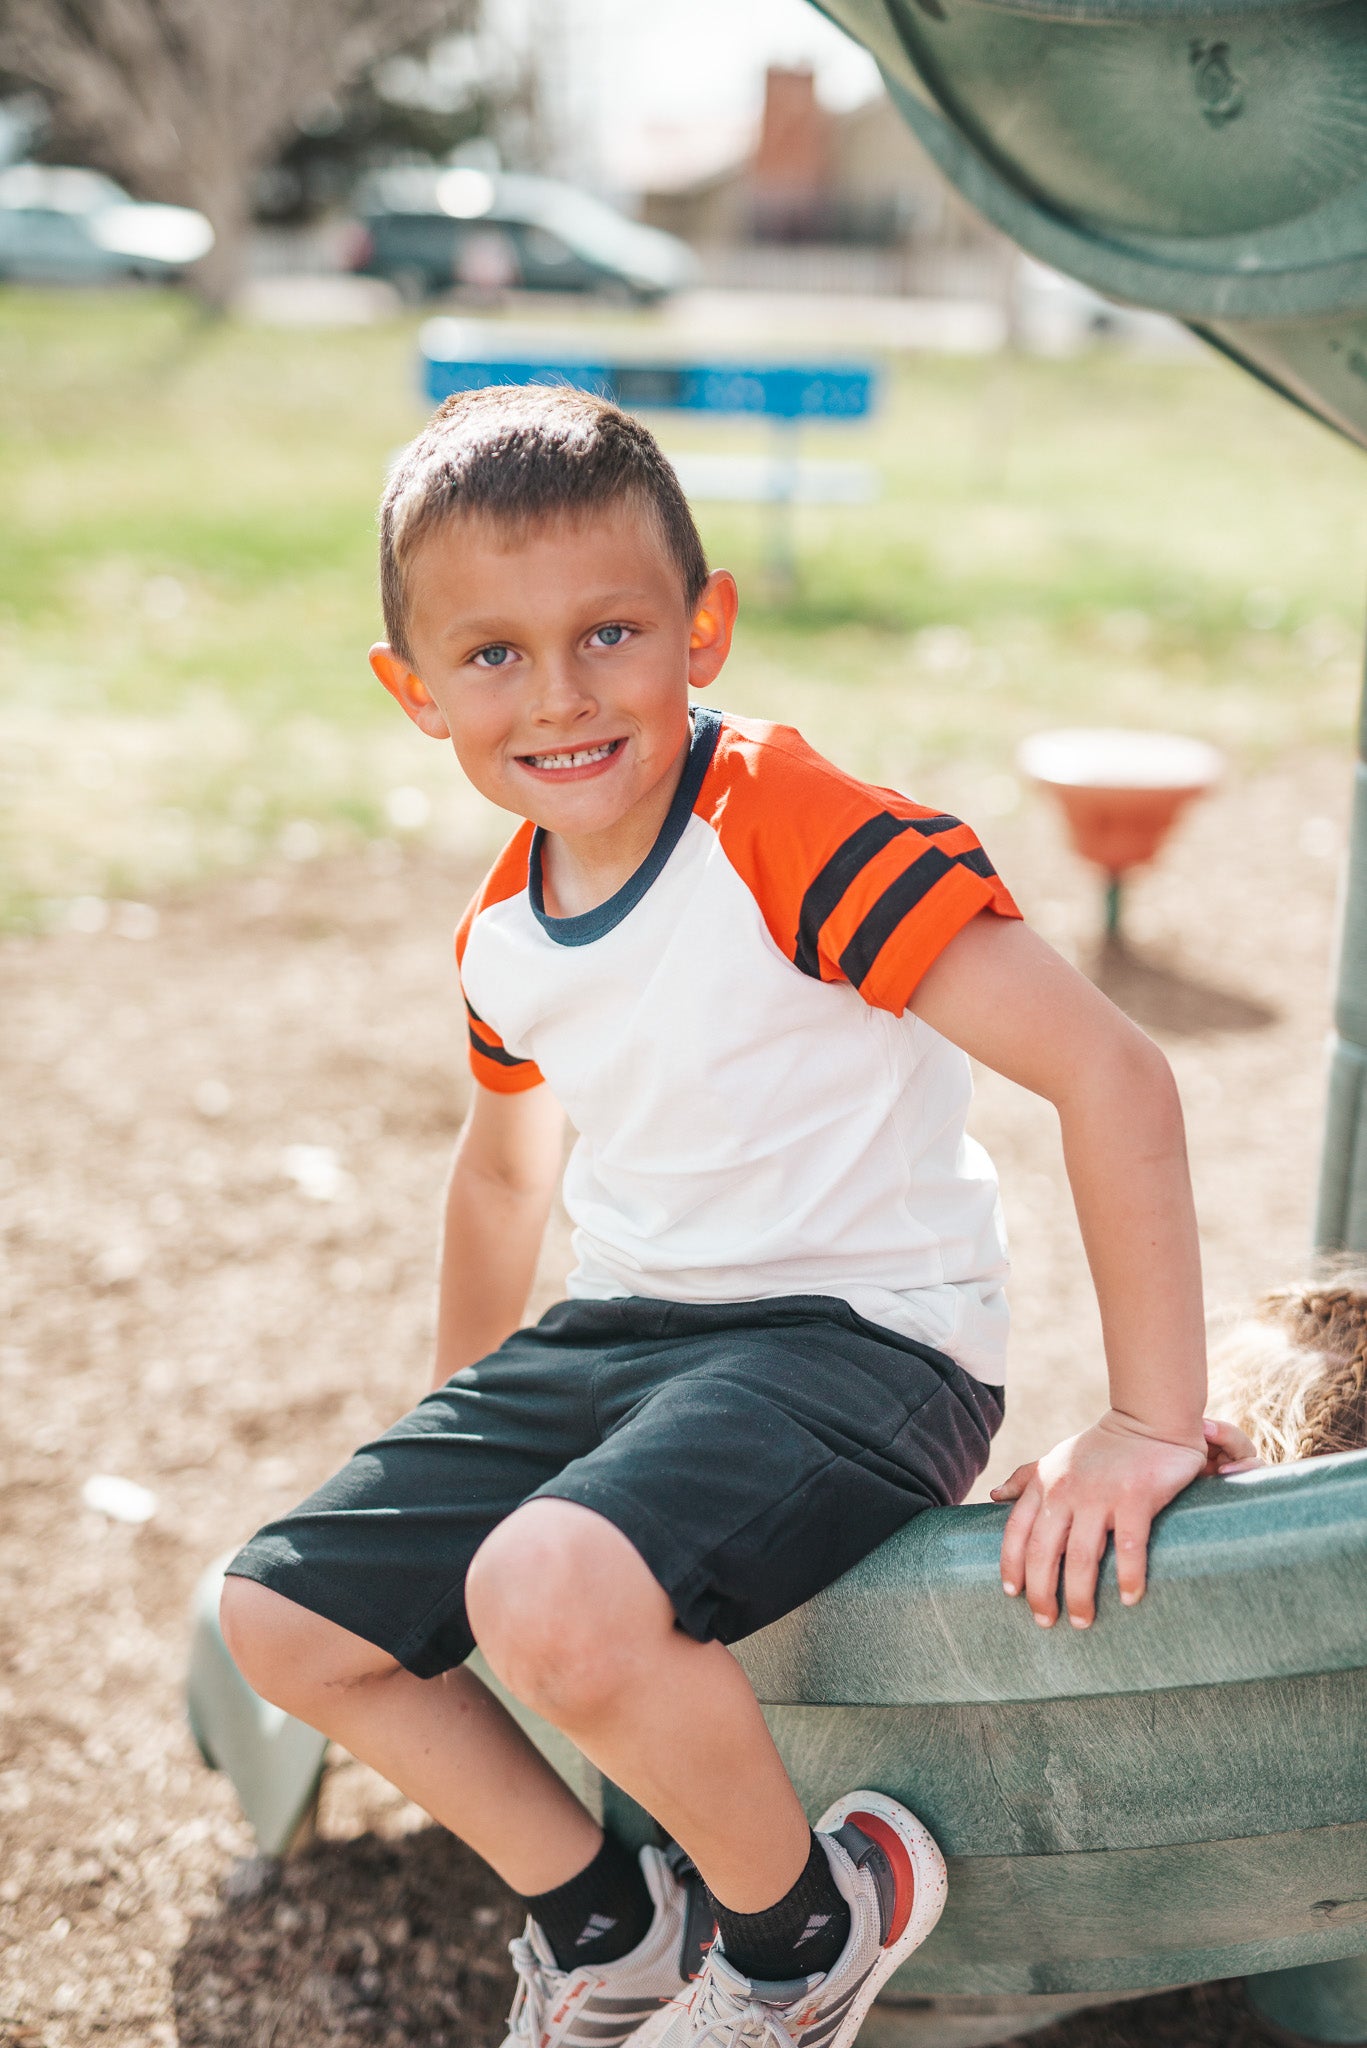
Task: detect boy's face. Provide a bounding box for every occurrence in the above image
[371,500,736,851]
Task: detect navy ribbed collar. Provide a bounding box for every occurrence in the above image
[529,706,722,946]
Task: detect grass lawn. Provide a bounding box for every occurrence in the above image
[2,285,1366,928]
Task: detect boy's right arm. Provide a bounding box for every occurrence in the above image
[433,1081,565,1387]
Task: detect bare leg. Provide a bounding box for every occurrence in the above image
[466,1501,811,1912]
[220,1577,602,1895]
[224,1498,813,1915]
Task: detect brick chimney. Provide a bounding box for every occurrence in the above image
[750,66,835,236]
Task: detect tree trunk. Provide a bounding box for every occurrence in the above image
[190,177,252,312]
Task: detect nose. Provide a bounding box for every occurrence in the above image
[528,654,598,728]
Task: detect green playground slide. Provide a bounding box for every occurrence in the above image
[812,0,1367,453]
[189,1450,1367,2045]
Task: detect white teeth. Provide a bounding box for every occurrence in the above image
[525,741,618,770]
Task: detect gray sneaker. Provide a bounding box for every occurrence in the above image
[639,1791,946,2048]
[502,1843,714,2048]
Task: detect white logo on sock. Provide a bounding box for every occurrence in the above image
[576,1913,618,1947]
[792,1913,831,1947]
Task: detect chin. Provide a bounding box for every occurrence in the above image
[541,795,635,835]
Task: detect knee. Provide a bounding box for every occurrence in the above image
[467,1504,668,1726]
[220,1575,299,1706]
[219,1576,394,1716]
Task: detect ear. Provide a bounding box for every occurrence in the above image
[687,570,738,692]
[369,644,451,740]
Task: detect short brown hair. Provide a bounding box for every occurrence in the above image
[379,383,710,665]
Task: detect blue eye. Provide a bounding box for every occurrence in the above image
[595,624,625,646]
[478,645,510,667]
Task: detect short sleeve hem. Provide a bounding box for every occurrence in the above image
[470,1055,546,1095]
[862,868,1022,1016]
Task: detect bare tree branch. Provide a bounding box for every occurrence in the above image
[0,0,481,301]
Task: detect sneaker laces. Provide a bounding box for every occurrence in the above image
[681,1968,802,2048]
[505,1927,565,2046]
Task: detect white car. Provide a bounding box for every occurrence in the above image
[0,163,213,284]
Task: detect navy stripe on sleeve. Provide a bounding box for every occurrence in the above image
[465,999,533,1070]
[793,815,916,978]
[794,812,996,983]
[837,846,957,990]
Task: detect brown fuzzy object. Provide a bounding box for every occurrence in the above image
[1208,1279,1367,1462]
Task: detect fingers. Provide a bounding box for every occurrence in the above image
[1112,1504,1153,1608]
[1062,1515,1108,1630]
[1023,1501,1071,1628]
[1025,1506,1153,1624]
[1007,1500,1152,1624]
[998,1477,1041,1599]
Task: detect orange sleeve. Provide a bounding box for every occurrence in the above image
[461,997,546,1095]
[454,827,546,1095]
[703,719,1021,1014]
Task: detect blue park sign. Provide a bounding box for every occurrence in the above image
[419,319,877,422]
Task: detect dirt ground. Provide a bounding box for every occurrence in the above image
[0,748,1352,2048]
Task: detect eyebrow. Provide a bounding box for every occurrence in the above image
[437,590,663,643]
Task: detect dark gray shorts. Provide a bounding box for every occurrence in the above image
[226,1294,1003,1678]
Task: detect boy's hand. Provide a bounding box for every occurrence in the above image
[990,1411,1206,1630]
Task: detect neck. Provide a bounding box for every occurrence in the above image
[540,727,693,920]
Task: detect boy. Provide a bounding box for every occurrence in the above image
[221,386,1210,2048]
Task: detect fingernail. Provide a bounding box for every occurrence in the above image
[1120,1591,1139,1606]
[1070,1615,1090,1630]
[1034,1611,1053,1628]
[1002,1580,1017,1596]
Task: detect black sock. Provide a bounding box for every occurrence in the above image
[708,1832,850,1981]
[522,1833,654,1970]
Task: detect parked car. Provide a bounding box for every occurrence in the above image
[0,164,213,285]
[345,166,698,304]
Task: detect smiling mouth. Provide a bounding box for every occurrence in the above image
[519,738,625,772]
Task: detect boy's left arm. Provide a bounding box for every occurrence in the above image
[908,911,1208,1631]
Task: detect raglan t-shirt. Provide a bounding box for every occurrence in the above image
[455,708,1023,1383]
